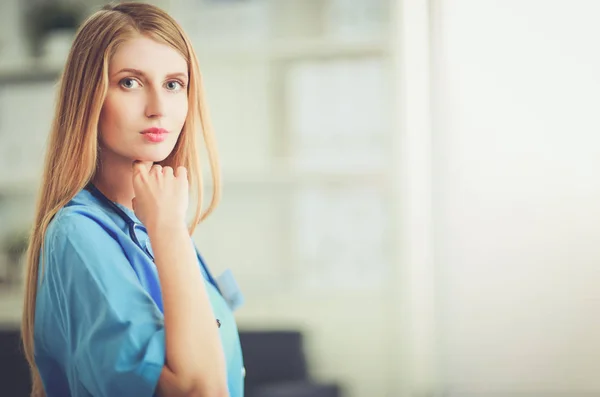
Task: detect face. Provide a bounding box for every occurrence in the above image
[98,35,188,164]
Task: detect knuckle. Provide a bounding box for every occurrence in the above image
[163,166,174,177]
[135,170,147,182]
[133,164,143,176]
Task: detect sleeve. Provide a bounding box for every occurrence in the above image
[45,212,165,397]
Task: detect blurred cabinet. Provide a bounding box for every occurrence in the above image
[0,0,397,296]
[0,1,399,396]
[0,82,53,194]
[166,0,396,298]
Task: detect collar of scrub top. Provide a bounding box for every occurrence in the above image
[84,183,223,296]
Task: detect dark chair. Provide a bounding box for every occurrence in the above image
[0,328,31,397]
[0,327,343,397]
[239,330,342,397]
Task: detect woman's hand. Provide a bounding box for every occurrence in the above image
[131,161,189,232]
[132,161,229,395]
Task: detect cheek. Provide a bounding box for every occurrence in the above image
[174,97,188,128]
[99,95,120,133]
[98,104,115,145]
[99,95,133,142]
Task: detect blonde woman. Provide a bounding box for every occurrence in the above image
[20,3,245,396]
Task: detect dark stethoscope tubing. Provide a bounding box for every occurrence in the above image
[85,183,222,295]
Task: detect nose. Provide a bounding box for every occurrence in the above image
[145,87,164,119]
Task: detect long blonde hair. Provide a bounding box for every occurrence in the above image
[21,3,221,395]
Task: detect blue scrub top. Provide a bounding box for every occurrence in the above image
[33,188,245,397]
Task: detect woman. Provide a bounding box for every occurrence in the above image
[20,3,244,396]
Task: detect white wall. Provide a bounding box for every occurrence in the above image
[432,0,600,394]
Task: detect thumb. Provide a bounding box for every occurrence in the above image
[132,160,150,190]
[132,160,149,174]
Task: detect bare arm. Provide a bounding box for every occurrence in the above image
[152,223,228,397]
[132,163,228,397]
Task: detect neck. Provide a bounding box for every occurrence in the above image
[92,151,152,210]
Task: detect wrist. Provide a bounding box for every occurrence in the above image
[146,217,188,237]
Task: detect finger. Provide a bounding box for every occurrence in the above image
[175,167,189,192]
[133,160,151,176]
[163,166,174,178]
[132,161,149,188]
[175,166,188,189]
[174,166,187,179]
[150,164,163,176]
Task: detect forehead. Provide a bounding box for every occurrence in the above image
[109,35,187,75]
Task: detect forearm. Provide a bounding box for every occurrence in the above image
[149,222,227,394]
[157,366,228,397]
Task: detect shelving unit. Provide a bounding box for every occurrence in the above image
[0,1,400,395]
[0,0,397,289]
[181,3,394,291]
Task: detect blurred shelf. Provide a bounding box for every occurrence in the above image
[196,37,390,60]
[0,63,62,85]
[0,169,388,196]
[270,38,390,60]
[0,178,39,197]
[216,168,390,187]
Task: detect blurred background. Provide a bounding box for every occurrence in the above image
[1,0,600,396]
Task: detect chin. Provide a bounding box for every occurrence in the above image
[132,149,174,163]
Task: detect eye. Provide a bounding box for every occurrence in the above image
[119,77,141,89]
[165,80,184,92]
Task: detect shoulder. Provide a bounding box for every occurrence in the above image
[40,191,136,285]
[43,191,125,266]
[45,208,106,249]
[46,190,118,245]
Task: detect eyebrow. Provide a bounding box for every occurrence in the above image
[113,68,188,81]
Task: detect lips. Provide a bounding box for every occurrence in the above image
[141,127,168,143]
[141,127,168,135]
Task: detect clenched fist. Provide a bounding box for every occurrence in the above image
[132,161,189,232]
